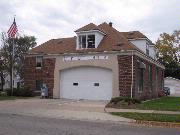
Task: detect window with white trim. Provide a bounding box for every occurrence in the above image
[79,35,86,49]
[137,61,145,92]
[146,43,149,56]
[149,65,153,92]
[78,34,95,49]
[138,68,144,92]
[87,35,95,48]
[36,80,43,91]
[36,56,43,68]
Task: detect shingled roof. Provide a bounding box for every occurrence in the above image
[120,31,147,39]
[29,22,149,54]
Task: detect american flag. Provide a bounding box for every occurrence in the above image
[7,18,18,38]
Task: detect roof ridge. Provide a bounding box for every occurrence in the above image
[75,23,97,32]
[75,23,106,34]
[53,36,76,40]
[97,22,142,52]
[97,22,108,26]
[29,22,151,56]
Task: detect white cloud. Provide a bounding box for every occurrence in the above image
[0,0,179,44]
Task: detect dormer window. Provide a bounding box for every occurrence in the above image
[78,34,95,49]
[146,44,149,56]
[79,35,86,48]
[87,35,95,48]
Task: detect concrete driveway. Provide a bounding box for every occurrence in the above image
[0,98,133,123]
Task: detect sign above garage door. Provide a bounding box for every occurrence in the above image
[63,55,108,61]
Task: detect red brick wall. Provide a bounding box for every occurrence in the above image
[118,55,164,100]
[118,55,135,97]
[23,57,55,97]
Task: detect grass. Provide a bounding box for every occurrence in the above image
[0,96,16,101]
[107,97,180,111]
[137,97,180,111]
[111,112,180,123]
[0,96,31,101]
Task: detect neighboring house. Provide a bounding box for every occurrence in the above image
[2,74,20,89]
[164,77,180,97]
[23,22,164,100]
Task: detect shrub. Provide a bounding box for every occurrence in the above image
[5,87,33,97]
[109,96,141,105]
[6,88,18,96]
[0,91,7,96]
[158,91,165,97]
[18,87,33,97]
[110,97,124,103]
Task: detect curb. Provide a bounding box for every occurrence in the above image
[104,108,180,114]
[135,120,180,129]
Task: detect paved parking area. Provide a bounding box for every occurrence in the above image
[0,98,133,123]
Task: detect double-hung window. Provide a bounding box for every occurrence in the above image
[138,61,146,92]
[146,44,149,56]
[78,34,95,49]
[149,65,153,92]
[87,35,95,48]
[36,56,43,68]
[79,35,86,49]
[138,68,144,92]
[36,80,43,91]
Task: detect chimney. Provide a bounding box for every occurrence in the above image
[109,22,113,27]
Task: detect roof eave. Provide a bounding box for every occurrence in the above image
[75,30,106,35]
[128,37,154,44]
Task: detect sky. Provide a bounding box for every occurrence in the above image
[0,0,180,45]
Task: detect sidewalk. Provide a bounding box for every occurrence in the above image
[105,108,180,114]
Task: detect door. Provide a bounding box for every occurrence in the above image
[60,67,112,100]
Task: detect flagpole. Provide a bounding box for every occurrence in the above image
[7,16,18,96]
[11,16,15,96]
[11,38,14,96]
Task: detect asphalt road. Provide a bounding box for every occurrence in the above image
[0,113,179,135]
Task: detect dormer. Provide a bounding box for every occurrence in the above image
[128,38,148,54]
[75,23,106,49]
[129,38,157,59]
[149,44,156,59]
[123,31,156,59]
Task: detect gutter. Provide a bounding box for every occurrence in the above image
[26,50,165,69]
[130,51,134,98]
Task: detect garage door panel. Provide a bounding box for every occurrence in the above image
[60,67,112,100]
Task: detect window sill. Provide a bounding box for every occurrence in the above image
[34,90,41,92]
[77,48,96,50]
[138,91,143,94]
[36,67,42,69]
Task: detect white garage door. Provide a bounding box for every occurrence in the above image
[60,67,112,100]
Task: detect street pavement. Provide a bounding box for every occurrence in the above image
[0,113,179,135]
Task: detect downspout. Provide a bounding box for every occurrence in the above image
[130,51,134,98]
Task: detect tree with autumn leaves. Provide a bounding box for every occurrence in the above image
[156,30,180,79]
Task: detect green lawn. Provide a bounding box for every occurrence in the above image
[0,96,30,101]
[111,112,180,123]
[107,97,180,111]
[0,96,16,101]
[137,97,180,111]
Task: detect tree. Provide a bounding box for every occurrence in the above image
[0,32,37,90]
[155,30,180,79]
[0,54,8,91]
[14,35,37,78]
